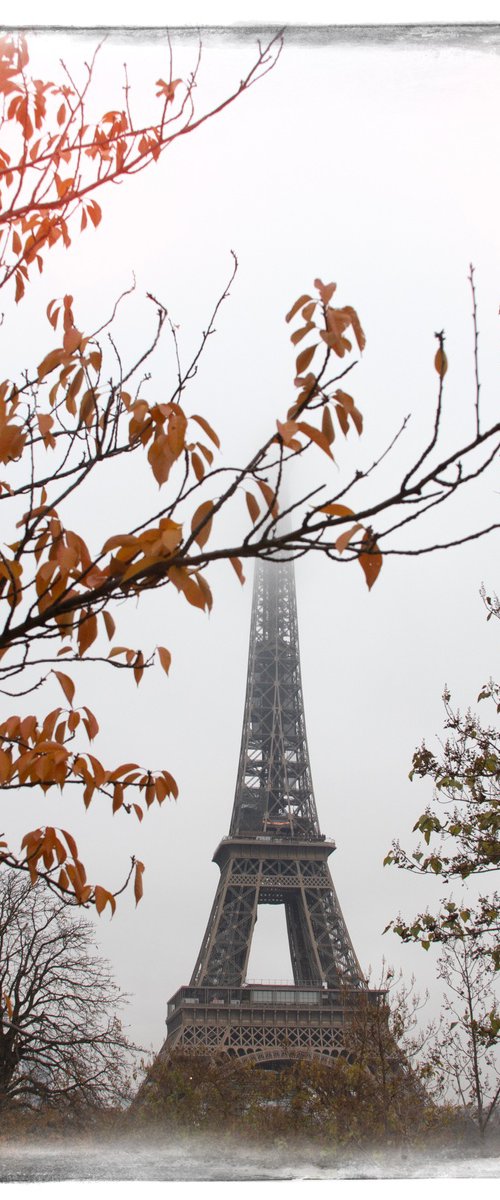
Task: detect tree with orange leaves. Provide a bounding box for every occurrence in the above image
[0,32,498,912]
[0,32,281,299]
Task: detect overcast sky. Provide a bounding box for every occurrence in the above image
[1,17,499,1054]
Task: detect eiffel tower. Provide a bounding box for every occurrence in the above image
[162,558,381,1067]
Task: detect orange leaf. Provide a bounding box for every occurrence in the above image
[0,424,26,464]
[166,564,208,610]
[320,329,349,358]
[434,347,448,378]
[134,860,145,905]
[191,414,220,449]
[79,389,95,427]
[102,534,137,554]
[198,442,214,466]
[161,771,178,799]
[191,451,205,482]
[230,557,245,585]
[94,885,116,916]
[38,348,66,380]
[88,754,106,787]
[290,323,314,346]
[336,523,363,554]
[359,531,383,590]
[63,326,82,353]
[342,305,366,353]
[319,503,355,518]
[112,783,124,813]
[15,271,25,304]
[276,419,301,450]
[87,200,102,228]
[334,390,363,436]
[47,299,60,330]
[83,782,95,808]
[285,294,312,324]
[53,670,75,706]
[148,435,174,486]
[155,777,170,803]
[191,501,213,549]
[103,611,115,641]
[94,885,108,915]
[296,344,317,376]
[156,78,182,101]
[157,645,172,675]
[82,706,99,741]
[195,571,213,612]
[37,413,54,439]
[302,301,317,321]
[322,406,335,445]
[0,749,13,784]
[167,410,187,457]
[108,762,140,781]
[257,480,278,518]
[78,611,98,656]
[297,421,333,459]
[314,278,337,305]
[245,492,260,525]
[133,651,144,686]
[55,175,74,199]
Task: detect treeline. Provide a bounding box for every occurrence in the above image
[0,1049,489,1154]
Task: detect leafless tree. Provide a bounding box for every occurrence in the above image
[0,871,139,1111]
[425,939,500,1138]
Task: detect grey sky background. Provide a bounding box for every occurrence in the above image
[1,20,499,1054]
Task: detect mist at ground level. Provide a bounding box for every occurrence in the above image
[0,1131,500,1182]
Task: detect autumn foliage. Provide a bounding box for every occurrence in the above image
[0,30,284,907]
[0,257,369,907]
[0,32,498,910]
[0,32,281,300]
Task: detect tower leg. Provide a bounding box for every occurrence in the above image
[302,884,362,987]
[191,866,259,987]
[285,893,324,984]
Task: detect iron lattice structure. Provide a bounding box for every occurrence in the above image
[162,559,381,1067]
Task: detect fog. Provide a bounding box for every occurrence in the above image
[1,19,498,1070]
[1,1133,500,1182]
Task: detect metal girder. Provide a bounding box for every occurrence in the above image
[189,560,365,994]
[230,560,320,838]
[163,559,370,1064]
